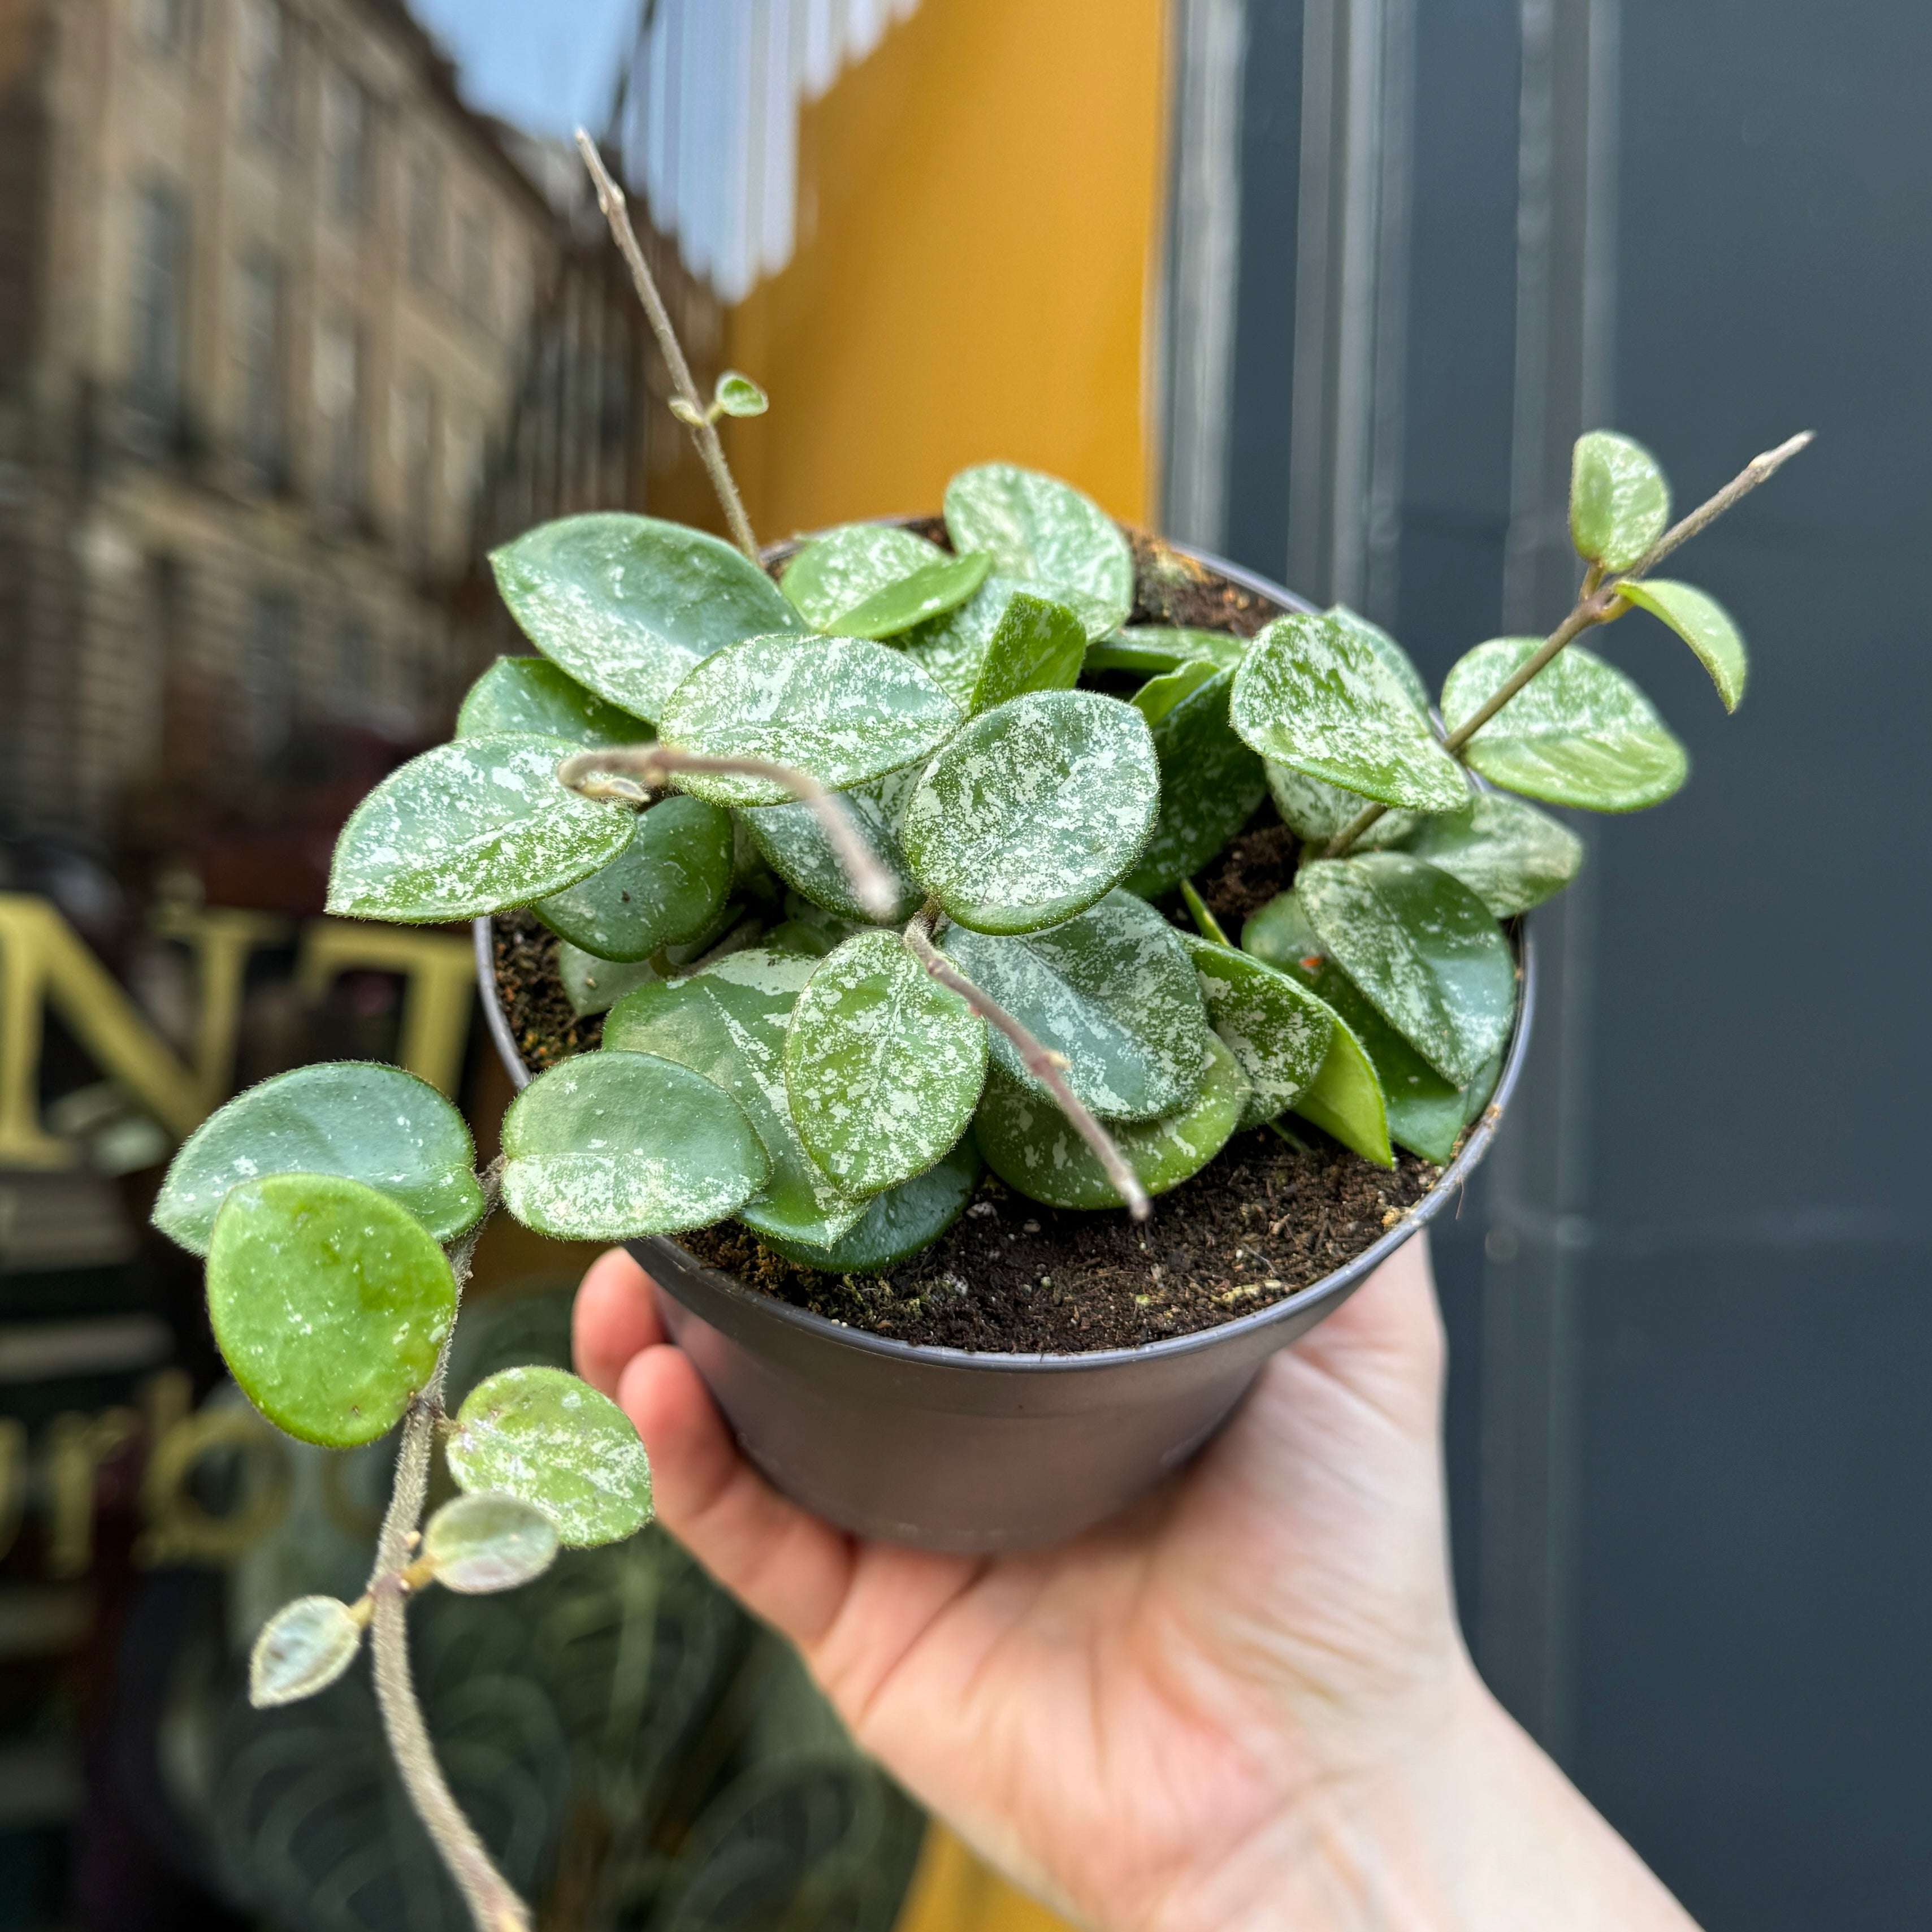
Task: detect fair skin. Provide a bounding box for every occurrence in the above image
[574,1234,1700,1932]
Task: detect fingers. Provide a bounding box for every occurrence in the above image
[573,1247,666,1397]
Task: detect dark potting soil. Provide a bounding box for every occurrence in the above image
[492,912,604,1071]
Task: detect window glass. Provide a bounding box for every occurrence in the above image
[322,67,371,219]
[314,318,362,504]
[236,248,283,476]
[131,181,189,419]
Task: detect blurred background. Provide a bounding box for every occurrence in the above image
[0,0,1925,1927]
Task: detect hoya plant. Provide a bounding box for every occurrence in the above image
[148,131,1807,1930]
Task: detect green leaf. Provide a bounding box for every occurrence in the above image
[714,370,769,417]
[603,951,869,1246]
[207,1174,456,1448]
[1441,638,1688,811]
[422,1492,560,1594]
[784,930,986,1195]
[939,889,1211,1121]
[755,1134,981,1273]
[1615,578,1748,712]
[1264,760,1375,843]
[1296,854,1515,1086]
[943,463,1133,642]
[656,633,962,806]
[456,656,654,748]
[1293,1017,1393,1168]
[900,690,1159,934]
[781,524,991,640]
[1570,430,1670,572]
[900,578,1086,714]
[765,919,838,958]
[1231,613,1469,812]
[1328,605,1431,713]
[490,512,806,722]
[249,1596,363,1708]
[327,733,636,922]
[532,794,734,961]
[975,1033,1249,1211]
[557,942,664,1017]
[154,1062,483,1257]
[447,1365,652,1548]
[1084,626,1248,676]
[1179,932,1335,1127]
[501,1050,768,1239]
[740,766,924,925]
[1358,793,1584,918]
[1124,663,1268,898]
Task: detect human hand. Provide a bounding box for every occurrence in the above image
[575,1235,1696,1932]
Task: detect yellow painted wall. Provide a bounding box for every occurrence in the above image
[726,0,1169,541]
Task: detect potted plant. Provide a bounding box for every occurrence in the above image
[148,134,1807,1931]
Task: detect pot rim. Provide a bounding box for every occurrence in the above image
[473,538,1535,1376]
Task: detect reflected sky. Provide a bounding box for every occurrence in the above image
[411,0,639,139]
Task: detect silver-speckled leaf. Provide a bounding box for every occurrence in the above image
[755,1133,982,1273]
[1615,579,1748,712]
[1441,638,1688,811]
[327,733,635,922]
[784,930,986,1196]
[740,766,924,924]
[532,794,734,961]
[249,1596,363,1708]
[422,1492,560,1594]
[1180,932,1335,1127]
[1124,661,1267,898]
[1084,626,1248,677]
[490,512,805,722]
[1358,793,1584,917]
[1328,605,1431,713]
[900,690,1159,934]
[1264,759,1378,844]
[900,577,1086,713]
[656,633,961,806]
[557,943,662,1017]
[456,656,654,748]
[501,1050,768,1239]
[940,890,1211,1122]
[943,463,1133,642]
[1569,431,1670,572]
[781,523,989,638]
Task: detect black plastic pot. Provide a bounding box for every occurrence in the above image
[475,545,1536,1553]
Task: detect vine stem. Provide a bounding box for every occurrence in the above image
[1321,428,1813,860]
[574,128,760,561]
[366,1166,529,1932]
[902,907,1151,1223]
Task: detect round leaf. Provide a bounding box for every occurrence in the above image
[1180,932,1335,1125]
[422,1492,560,1594]
[1264,759,1375,843]
[558,942,663,1017]
[327,733,636,922]
[1084,626,1248,676]
[501,1050,768,1239]
[756,1133,981,1273]
[943,463,1133,642]
[1441,638,1688,811]
[714,370,768,417]
[1570,430,1670,571]
[532,794,734,961]
[456,656,654,748]
[900,690,1159,934]
[208,1174,456,1448]
[1124,662,1268,898]
[603,951,869,1246]
[1328,605,1431,713]
[975,1033,1250,1211]
[940,889,1211,1122]
[1231,613,1469,812]
[448,1365,652,1548]
[901,578,1086,713]
[1358,793,1584,917]
[781,523,990,639]
[784,930,987,1196]
[154,1062,483,1258]
[1296,853,1515,1086]
[740,766,924,925]
[656,633,962,806]
[490,512,806,722]
[1615,578,1748,712]
[250,1596,363,1708]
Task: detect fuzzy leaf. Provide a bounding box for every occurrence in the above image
[1441,638,1688,811]
[1231,613,1468,811]
[448,1365,652,1548]
[1328,605,1431,713]
[501,1050,768,1239]
[154,1062,483,1257]
[207,1174,455,1448]
[975,1033,1249,1211]
[1264,760,1375,843]
[784,930,986,1196]
[901,690,1159,934]
[740,766,924,925]
[422,1492,560,1595]
[532,794,734,961]
[250,1596,363,1708]
[1570,431,1670,572]
[456,656,654,748]
[1615,579,1748,712]
[755,1134,982,1273]
[1295,854,1515,1086]
[490,513,805,722]
[1180,933,1335,1127]
[558,943,662,1017]
[902,579,1088,713]
[327,733,636,922]
[1293,1019,1393,1167]
[1084,626,1248,676]
[943,463,1133,642]
[781,525,989,638]
[656,633,961,806]
[940,890,1211,1122]
[1125,663,1268,898]
[603,952,869,1246]
[1358,794,1584,917]
[714,370,769,417]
